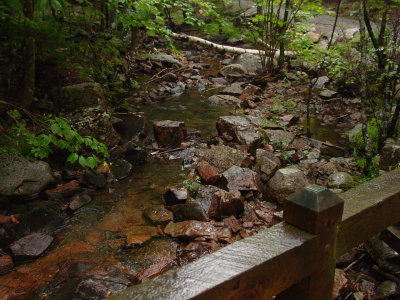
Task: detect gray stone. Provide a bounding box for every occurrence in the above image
[328,172,354,189]
[344,28,359,40]
[254,149,281,181]
[164,188,188,206]
[348,123,363,144]
[200,145,251,172]
[206,95,241,108]
[379,138,400,171]
[264,129,295,150]
[171,199,210,222]
[149,54,183,67]
[220,82,244,96]
[267,167,309,203]
[220,64,247,77]
[312,76,330,88]
[0,153,54,199]
[221,166,259,192]
[233,53,263,73]
[216,116,260,148]
[58,82,105,110]
[10,233,53,259]
[319,89,337,98]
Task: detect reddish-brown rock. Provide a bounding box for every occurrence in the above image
[153,120,187,148]
[0,254,13,274]
[196,161,219,184]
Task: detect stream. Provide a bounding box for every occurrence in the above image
[0,59,345,299]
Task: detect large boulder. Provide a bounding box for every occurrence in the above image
[216,116,261,148]
[58,82,105,110]
[267,167,309,203]
[0,153,54,199]
[220,82,244,96]
[233,53,263,73]
[220,64,247,78]
[206,95,241,107]
[153,120,187,148]
[199,145,251,172]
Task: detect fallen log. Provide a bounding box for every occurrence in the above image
[170,32,295,58]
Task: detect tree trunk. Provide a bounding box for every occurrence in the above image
[19,0,35,108]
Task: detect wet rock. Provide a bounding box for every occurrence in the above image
[196,161,219,184]
[220,59,232,65]
[221,166,259,192]
[223,216,242,233]
[376,280,397,298]
[75,273,131,299]
[267,167,309,203]
[264,129,295,150]
[68,193,91,213]
[216,116,260,149]
[379,138,400,171]
[10,233,53,259]
[217,190,244,218]
[123,226,158,246]
[57,82,105,110]
[330,157,360,174]
[169,82,186,96]
[200,145,251,172]
[164,188,188,206]
[125,141,147,165]
[0,153,54,199]
[319,89,337,99]
[206,95,241,107]
[280,114,299,127]
[4,201,63,242]
[220,64,247,77]
[143,206,173,225]
[82,169,107,188]
[254,149,281,181]
[0,253,13,274]
[110,159,132,180]
[121,238,177,280]
[153,120,187,148]
[220,82,244,96]
[148,54,183,67]
[233,53,263,73]
[45,180,81,200]
[164,221,216,239]
[171,199,210,222]
[328,172,354,189]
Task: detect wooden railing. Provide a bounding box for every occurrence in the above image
[110,168,400,300]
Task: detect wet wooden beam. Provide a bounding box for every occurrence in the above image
[109,223,316,300]
[337,168,400,257]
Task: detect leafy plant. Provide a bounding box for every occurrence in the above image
[0,112,109,168]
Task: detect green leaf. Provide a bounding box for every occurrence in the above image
[67,153,79,163]
[78,156,87,167]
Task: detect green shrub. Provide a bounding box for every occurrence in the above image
[0,110,109,168]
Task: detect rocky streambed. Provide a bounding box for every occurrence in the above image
[2,42,398,300]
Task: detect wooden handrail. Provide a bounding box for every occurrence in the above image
[109,168,400,300]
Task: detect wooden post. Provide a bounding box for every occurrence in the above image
[277,184,344,300]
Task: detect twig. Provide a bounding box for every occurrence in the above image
[343,254,366,272]
[146,147,185,155]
